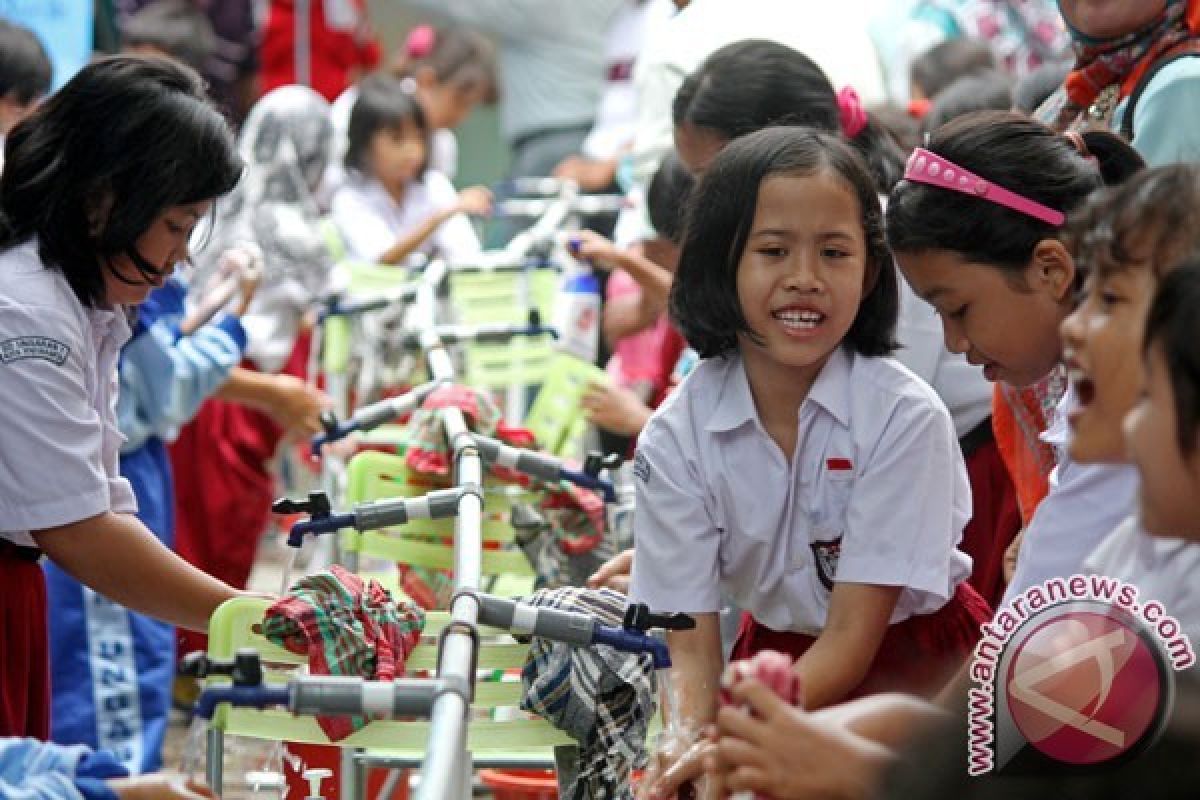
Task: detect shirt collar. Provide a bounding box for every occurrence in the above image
[805,345,853,428]
[704,347,855,433]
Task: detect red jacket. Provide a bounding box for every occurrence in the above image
[260,0,381,102]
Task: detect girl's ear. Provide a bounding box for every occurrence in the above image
[1027,238,1076,303]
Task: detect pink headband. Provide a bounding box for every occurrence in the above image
[837,87,868,138]
[406,25,436,60]
[903,148,1066,227]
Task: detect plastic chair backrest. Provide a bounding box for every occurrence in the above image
[322,261,418,377]
[450,268,560,392]
[339,451,537,578]
[523,353,609,458]
[205,596,574,752]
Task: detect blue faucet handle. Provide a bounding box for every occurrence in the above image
[286,513,355,548]
[558,468,617,503]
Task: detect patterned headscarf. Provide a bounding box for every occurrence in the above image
[191,85,336,372]
[1039,0,1200,131]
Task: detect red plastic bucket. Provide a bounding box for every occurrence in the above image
[478,769,558,800]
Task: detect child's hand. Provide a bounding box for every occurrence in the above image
[552,155,618,192]
[705,679,891,800]
[639,734,715,800]
[109,776,215,800]
[581,379,652,436]
[265,375,332,437]
[587,547,634,594]
[224,243,263,317]
[568,229,624,272]
[456,185,493,216]
[1003,528,1025,584]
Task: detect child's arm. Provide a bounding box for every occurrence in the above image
[376,186,491,266]
[33,511,242,632]
[644,613,724,799]
[572,230,673,308]
[791,583,903,709]
[215,369,331,437]
[601,292,661,347]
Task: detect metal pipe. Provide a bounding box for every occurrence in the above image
[415,407,484,800]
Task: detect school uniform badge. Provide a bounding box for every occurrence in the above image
[810,536,842,591]
[0,336,70,366]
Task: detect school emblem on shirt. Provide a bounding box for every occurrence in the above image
[810,536,842,591]
[0,336,69,366]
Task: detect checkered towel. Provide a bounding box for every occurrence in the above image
[262,566,425,740]
[519,587,657,800]
[403,384,609,600]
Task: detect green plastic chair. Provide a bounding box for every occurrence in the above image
[338,451,538,593]
[523,353,610,459]
[448,268,560,405]
[202,596,576,795]
[321,261,421,381]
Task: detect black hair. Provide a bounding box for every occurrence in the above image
[396,26,496,102]
[869,104,922,155]
[1144,261,1200,456]
[910,38,996,100]
[646,152,694,245]
[0,18,52,105]
[344,73,430,175]
[920,70,1013,137]
[1012,60,1072,115]
[122,0,216,73]
[0,55,241,308]
[887,111,1144,282]
[1067,164,1200,283]
[671,126,898,359]
[672,39,907,192]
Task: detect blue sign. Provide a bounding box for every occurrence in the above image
[0,0,93,89]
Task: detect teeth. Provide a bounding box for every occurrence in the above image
[773,310,823,327]
[1067,366,1088,386]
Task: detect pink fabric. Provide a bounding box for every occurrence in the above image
[605,270,670,389]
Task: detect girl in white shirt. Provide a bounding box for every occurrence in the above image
[331,73,491,266]
[886,112,1145,611]
[0,56,246,741]
[1059,166,1200,647]
[631,127,990,798]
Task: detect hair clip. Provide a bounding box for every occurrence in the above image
[405,24,436,60]
[903,148,1065,227]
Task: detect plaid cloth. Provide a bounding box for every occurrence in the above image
[519,587,657,800]
[402,384,610,600]
[262,566,425,740]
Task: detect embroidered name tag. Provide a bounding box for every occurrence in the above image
[0,336,70,366]
[633,449,651,484]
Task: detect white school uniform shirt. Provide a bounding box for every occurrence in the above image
[1086,517,1200,647]
[1001,386,1138,607]
[0,239,137,547]
[629,346,972,635]
[331,171,481,266]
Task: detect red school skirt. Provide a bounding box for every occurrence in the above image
[0,540,50,738]
[731,582,992,701]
